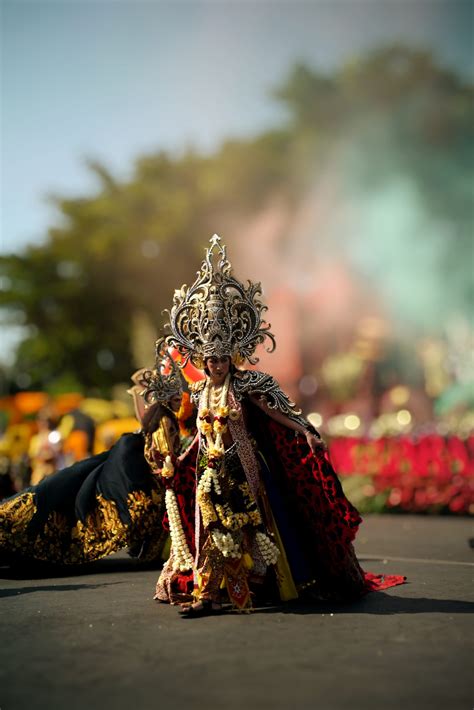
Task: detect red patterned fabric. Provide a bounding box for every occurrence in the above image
[254,413,406,599]
[224,557,252,609]
[363,572,407,592]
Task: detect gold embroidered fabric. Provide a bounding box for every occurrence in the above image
[144,413,182,473]
[0,488,166,565]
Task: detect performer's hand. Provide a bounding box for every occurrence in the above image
[151,449,164,465]
[305,431,327,456]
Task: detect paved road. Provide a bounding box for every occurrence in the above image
[1,515,473,710]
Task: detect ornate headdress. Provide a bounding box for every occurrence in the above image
[128,338,183,414]
[164,234,276,368]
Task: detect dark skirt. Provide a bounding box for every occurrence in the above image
[0,433,167,566]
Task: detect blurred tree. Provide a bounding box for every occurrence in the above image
[274,46,473,330]
[1,46,472,394]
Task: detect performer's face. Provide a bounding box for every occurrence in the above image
[205,356,231,384]
[169,394,182,412]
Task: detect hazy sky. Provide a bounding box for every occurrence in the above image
[1,0,473,255]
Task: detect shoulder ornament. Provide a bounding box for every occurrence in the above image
[232,370,320,437]
[233,369,301,415]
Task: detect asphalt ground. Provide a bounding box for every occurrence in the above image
[1,514,473,710]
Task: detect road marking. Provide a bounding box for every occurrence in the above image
[359,554,474,568]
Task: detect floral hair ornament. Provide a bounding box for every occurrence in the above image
[163,234,276,368]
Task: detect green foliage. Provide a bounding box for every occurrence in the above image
[341,475,390,514]
[1,46,472,394]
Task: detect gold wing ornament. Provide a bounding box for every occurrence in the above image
[127,338,184,424]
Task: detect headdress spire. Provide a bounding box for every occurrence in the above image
[164,234,276,368]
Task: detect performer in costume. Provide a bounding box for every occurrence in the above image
[0,345,196,567]
[154,234,406,616]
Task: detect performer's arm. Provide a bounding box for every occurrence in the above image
[144,416,177,477]
[177,431,199,464]
[249,394,326,454]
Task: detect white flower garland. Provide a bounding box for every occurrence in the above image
[197,467,222,496]
[196,373,232,495]
[196,374,279,569]
[165,488,194,572]
[256,531,280,566]
[198,373,231,455]
[211,529,241,559]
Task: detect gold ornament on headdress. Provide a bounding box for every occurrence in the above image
[164,234,276,368]
[129,338,183,406]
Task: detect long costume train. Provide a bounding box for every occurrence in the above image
[0,353,195,567]
[0,433,168,565]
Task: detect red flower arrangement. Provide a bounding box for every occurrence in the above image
[330,435,474,515]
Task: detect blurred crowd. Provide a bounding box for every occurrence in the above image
[0,381,472,515]
[0,392,139,498]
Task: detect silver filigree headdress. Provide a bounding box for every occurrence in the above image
[163,234,276,368]
[129,338,183,407]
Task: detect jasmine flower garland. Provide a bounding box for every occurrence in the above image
[255,531,280,565]
[198,373,231,453]
[197,374,231,489]
[165,488,194,571]
[197,467,222,496]
[211,529,241,558]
